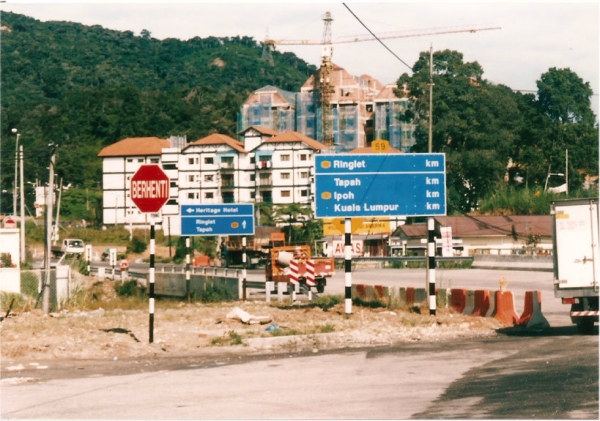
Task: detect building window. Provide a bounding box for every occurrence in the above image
[281,172,290,180]
[204,157,214,165]
[163,163,177,170]
[250,192,256,199]
[187,192,195,199]
[281,154,290,162]
[204,174,214,182]
[250,156,256,164]
[281,190,291,198]
[205,192,214,199]
[188,175,195,182]
[299,154,308,161]
[250,174,256,182]
[127,158,133,163]
[188,158,195,165]
[138,158,144,163]
[299,171,309,179]
[150,158,159,163]
[300,189,308,197]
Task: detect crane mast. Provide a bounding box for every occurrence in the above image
[263,13,501,147]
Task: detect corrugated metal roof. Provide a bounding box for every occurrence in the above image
[97,137,170,157]
[435,215,552,237]
[185,133,247,153]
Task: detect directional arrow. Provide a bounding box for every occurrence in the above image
[186,207,194,214]
[242,220,247,230]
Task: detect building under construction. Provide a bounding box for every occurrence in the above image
[237,63,417,153]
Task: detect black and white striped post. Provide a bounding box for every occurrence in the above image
[185,237,191,303]
[242,236,247,301]
[344,217,352,314]
[427,216,436,316]
[149,217,156,343]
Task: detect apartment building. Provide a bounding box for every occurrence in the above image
[97,129,326,235]
[238,63,417,152]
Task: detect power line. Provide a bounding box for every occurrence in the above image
[342,3,413,72]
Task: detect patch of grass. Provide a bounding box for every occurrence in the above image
[211,330,244,346]
[114,280,140,297]
[319,324,335,333]
[352,297,388,309]
[199,283,233,303]
[270,327,300,337]
[270,294,343,311]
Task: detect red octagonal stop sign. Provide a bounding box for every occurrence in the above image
[130,164,170,213]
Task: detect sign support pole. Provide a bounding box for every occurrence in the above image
[242,236,247,301]
[427,217,436,315]
[344,217,352,315]
[149,216,155,343]
[185,237,191,303]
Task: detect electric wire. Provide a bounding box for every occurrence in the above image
[342,3,413,72]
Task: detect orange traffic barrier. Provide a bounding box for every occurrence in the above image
[494,290,520,325]
[355,284,367,299]
[450,289,466,313]
[472,290,490,317]
[519,291,550,329]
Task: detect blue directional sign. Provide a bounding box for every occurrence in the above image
[181,204,255,236]
[315,154,446,218]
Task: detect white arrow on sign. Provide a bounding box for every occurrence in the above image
[186,208,194,214]
[242,220,246,229]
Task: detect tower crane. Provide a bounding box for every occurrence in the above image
[262,12,501,147]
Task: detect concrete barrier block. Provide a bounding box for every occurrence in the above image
[463,290,475,315]
[414,288,427,304]
[450,289,466,313]
[472,290,490,317]
[519,290,550,329]
[494,290,519,325]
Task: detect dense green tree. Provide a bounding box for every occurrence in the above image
[398,49,523,213]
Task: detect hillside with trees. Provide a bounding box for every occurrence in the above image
[1,11,316,222]
[1,12,597,224]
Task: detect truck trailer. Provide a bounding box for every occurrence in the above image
[551,198,599,333]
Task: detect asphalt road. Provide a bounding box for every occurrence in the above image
[3,266,599,419]
[2,329,597,419]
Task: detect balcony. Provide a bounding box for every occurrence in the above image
[256,161,272,170]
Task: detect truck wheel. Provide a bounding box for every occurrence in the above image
[316,279,325,294]
[576,319,595,334]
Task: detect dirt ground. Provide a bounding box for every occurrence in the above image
[1,269,506,364]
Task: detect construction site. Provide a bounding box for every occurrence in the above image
[237,12,500,152]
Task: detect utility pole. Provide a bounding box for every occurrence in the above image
[43,147,56,314]
[20,145,25,260]
[427,44,437,316]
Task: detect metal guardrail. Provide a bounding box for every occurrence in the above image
[89,265,241,282]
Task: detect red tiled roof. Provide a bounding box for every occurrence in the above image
[265,131,327,150]
[238,126,279,136]
[97,137,170,157]
[185,133,247,153]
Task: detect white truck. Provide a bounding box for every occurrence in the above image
[51,238,85,258]
[551,198,599,333]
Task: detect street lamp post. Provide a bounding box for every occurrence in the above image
[11,128,20,217]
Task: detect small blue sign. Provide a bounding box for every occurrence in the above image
[180,204,255,236]
[315,154,446,218]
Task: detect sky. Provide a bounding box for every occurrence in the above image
[1,1,599,117]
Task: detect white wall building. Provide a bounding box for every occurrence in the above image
[97,129,326,235]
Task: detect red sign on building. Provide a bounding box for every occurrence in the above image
[130,165,170,213]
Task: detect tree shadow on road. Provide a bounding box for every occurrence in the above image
[496,324,598,337]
